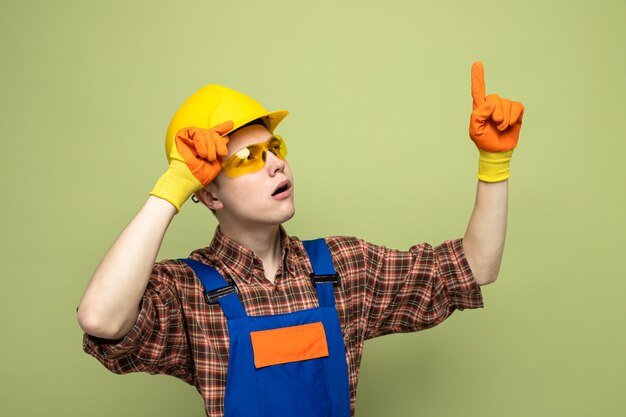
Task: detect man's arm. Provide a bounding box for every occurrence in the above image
[77,122,232,340]
[460,61,524,286]
[463,180,508,285]
[77,196,176,339]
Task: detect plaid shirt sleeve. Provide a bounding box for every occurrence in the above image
[82,262,195,385]
[326,237,484,340]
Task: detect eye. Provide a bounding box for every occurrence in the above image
[267,139,282,155]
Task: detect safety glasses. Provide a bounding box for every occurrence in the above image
[221,135,288,178]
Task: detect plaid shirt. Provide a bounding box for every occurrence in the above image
[83,227,483,416]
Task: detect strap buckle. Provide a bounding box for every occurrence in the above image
[309,273,341,287]
[204,285,239,304]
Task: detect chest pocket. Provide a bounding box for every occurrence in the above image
[250,321,329,368]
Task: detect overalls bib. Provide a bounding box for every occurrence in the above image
[180,239,351,417]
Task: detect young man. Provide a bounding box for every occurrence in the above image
[78,61,524,417]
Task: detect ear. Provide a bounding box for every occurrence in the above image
[194,184,224,211]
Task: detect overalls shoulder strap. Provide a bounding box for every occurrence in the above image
[302,238,339,308]
[177,258,247,319]
[179,238,337,314]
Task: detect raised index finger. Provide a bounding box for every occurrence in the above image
[471,61,486,110]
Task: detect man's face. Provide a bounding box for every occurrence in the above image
[204,124,295,227]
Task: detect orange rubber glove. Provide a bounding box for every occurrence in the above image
[150,120,233,212]
[469,62,524,182]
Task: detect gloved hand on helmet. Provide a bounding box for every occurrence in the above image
[150,120,233,212]
[469,61,525,182]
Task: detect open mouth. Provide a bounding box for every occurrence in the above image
[272,181,291,196]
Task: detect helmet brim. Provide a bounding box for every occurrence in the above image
[223,109,289,136]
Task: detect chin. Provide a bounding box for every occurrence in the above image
[275,206,296,224]
[268,201,295,224]
[283,208,296,223]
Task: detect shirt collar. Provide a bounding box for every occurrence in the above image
[195,225,294,283]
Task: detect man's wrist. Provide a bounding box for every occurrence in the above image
[150,162,202,213]
[477,149,514,182]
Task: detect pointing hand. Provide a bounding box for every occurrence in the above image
[469,61,524,152]
[468,62,525,182]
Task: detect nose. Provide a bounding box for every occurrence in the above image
[265,150,286,177]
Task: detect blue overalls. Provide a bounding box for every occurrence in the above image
[180,239,351,417]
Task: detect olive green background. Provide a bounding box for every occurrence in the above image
[1,0,624,416]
